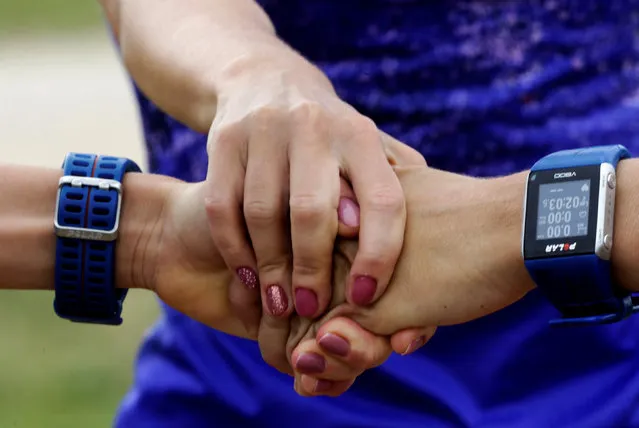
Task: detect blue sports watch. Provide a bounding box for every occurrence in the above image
[522,145,639,326]
[53,153,141,325]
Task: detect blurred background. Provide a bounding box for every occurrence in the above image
[0,1,160,426]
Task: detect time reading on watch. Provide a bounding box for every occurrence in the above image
[536,179,590,240]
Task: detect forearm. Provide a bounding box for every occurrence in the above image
[102,0,321,132]
[0,164,170,291]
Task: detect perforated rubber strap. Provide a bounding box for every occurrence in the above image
[525,145,639,326]
[54,153,141,325]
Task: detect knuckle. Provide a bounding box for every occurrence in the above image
[204,192,235,220]
[293,258,324,279]
[342,115,379,143]
[208,122,243,151]
[244,198,281,225]
[365,185,404,214]
[248,106,284,130]
[290,101,327,125]
[256,255,290,277]
[289,193,329,225]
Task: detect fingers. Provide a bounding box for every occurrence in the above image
[389,326,437,356]
[296,376,355,398]
[340,121,406,307]
[288,115,340,320]
[205,125,261,336]
[291,317,391,379]
[243,116,293,374]
[290,317,391,397]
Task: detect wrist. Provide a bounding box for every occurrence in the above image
[486,172,537,296]
[115,173,179,291]
[216,44,335,97]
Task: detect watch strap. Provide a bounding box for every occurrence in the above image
[531,144,630,171]
[54,153,141,325]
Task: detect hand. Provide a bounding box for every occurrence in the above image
[144,175,361,340]
[345,167,535,335]
[203,50,408,372]
[286,167,537,396]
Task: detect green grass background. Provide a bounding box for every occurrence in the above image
[0,2,160,427]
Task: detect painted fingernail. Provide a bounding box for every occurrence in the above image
[338,197,360,227]
[351,275,377,305]
[402,335,427,356]
[237,267,258,289]
[295,353,326,374]
[295,288,319,318]
[318,333,350,357]
[314,379,333,393]
[266,284,288,316]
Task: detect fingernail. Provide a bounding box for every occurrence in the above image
[314,379,333,393]
[402,335,427,356]
[237,267,258,289]
[295,353,326,374]
[295,287,319,318]
[318,333,350,357]
[266,284,288,316]
[338,197,360,227]
[351,275,377,305]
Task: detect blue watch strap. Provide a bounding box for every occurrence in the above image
[525,145,638,326]
[54,153,141,325]
[531,144,630,170]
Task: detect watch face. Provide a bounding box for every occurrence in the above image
[523,165,601,259]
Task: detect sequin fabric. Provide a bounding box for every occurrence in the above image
[139,0,639,179]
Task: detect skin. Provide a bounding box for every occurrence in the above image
[99,0,407,374]
[293,160,639,395]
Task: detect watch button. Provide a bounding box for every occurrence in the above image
[607,173,616,189]
[604,234,613,250]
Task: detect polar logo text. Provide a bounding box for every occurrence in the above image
[554,172,576,179]
[545,242,577,253]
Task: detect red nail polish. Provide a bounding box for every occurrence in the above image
[266,284,288,316]
[295,288,318,318]
[237,267,258,289]
[318,333,350,357]
[351,275,377,305]
[314,379,333,393]
[295,353,326,374]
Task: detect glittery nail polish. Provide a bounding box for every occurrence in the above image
[266,284,288,316]
[237,267,258,289]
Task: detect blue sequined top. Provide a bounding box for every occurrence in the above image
[116,1,639,427]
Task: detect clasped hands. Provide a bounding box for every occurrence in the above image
[135,133,535,398]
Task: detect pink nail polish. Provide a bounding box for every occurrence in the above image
[402,335,427,356]
[338,197,360,227]
[314,379,333,393]
[295,353,326,374]
[266,284,288,316]
[237,267,258,289]
[351,275,377,305]
[295,287,318,318]
[318,333,350,357]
